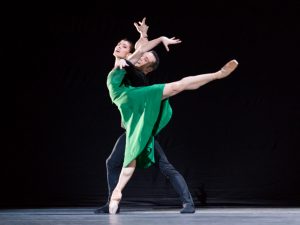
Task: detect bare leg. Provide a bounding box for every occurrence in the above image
[162,59,238,99]
[109,160,136,214]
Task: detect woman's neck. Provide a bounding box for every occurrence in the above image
[114,57,122,68]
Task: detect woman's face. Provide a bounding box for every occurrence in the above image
[113,40,132,59]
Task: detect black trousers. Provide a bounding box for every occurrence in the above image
[105,132,194,205]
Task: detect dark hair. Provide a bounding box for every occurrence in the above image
[121,38,134,53]
[149,50,160,71]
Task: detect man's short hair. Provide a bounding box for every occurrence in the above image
[149,50,160,71]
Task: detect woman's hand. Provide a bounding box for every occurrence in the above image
[161,36,182,51]
[134,17,149,38]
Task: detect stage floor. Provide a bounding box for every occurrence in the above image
[0,207,300,225]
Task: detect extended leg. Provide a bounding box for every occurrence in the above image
[162,59,238,99]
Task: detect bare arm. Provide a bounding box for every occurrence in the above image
[127,36,182,65]
[134,17,149,49]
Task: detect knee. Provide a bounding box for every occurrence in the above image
[106,157,116,169]
[106,157,111,167]
[160,163,177,176]
[121,167,135,177]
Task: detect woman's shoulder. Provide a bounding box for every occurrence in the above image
[108,67,126,76]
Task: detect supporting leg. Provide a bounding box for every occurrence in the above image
[109,160,136,214]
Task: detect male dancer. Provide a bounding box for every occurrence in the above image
[94,18,195,214]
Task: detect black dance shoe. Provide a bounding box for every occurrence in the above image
[180,203,195,213]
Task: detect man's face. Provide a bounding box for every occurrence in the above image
[135,52,156,73]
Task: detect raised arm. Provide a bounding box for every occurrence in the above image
[134,17,149,50]
[127,36,182,65]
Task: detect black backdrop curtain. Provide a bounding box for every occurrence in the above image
[10,0,300,207]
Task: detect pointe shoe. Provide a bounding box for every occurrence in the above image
[217,59,239,79]
[94,202,120,214]
[109,190,122,214]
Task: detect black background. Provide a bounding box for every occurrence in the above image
[10,0,300,207]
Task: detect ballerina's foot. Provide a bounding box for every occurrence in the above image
[217,59,239,79]
[109,189,122,214]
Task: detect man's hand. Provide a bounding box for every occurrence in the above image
[134,17,149,38]
[118,59,129,69]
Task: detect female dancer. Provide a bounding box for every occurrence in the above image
[107,35,238,214]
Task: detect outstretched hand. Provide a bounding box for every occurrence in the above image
[134,17,149,38]
[161,37,182,51]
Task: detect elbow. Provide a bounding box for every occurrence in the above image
[137,46,146,54]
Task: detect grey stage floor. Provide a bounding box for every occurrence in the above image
[0,207,300,225]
